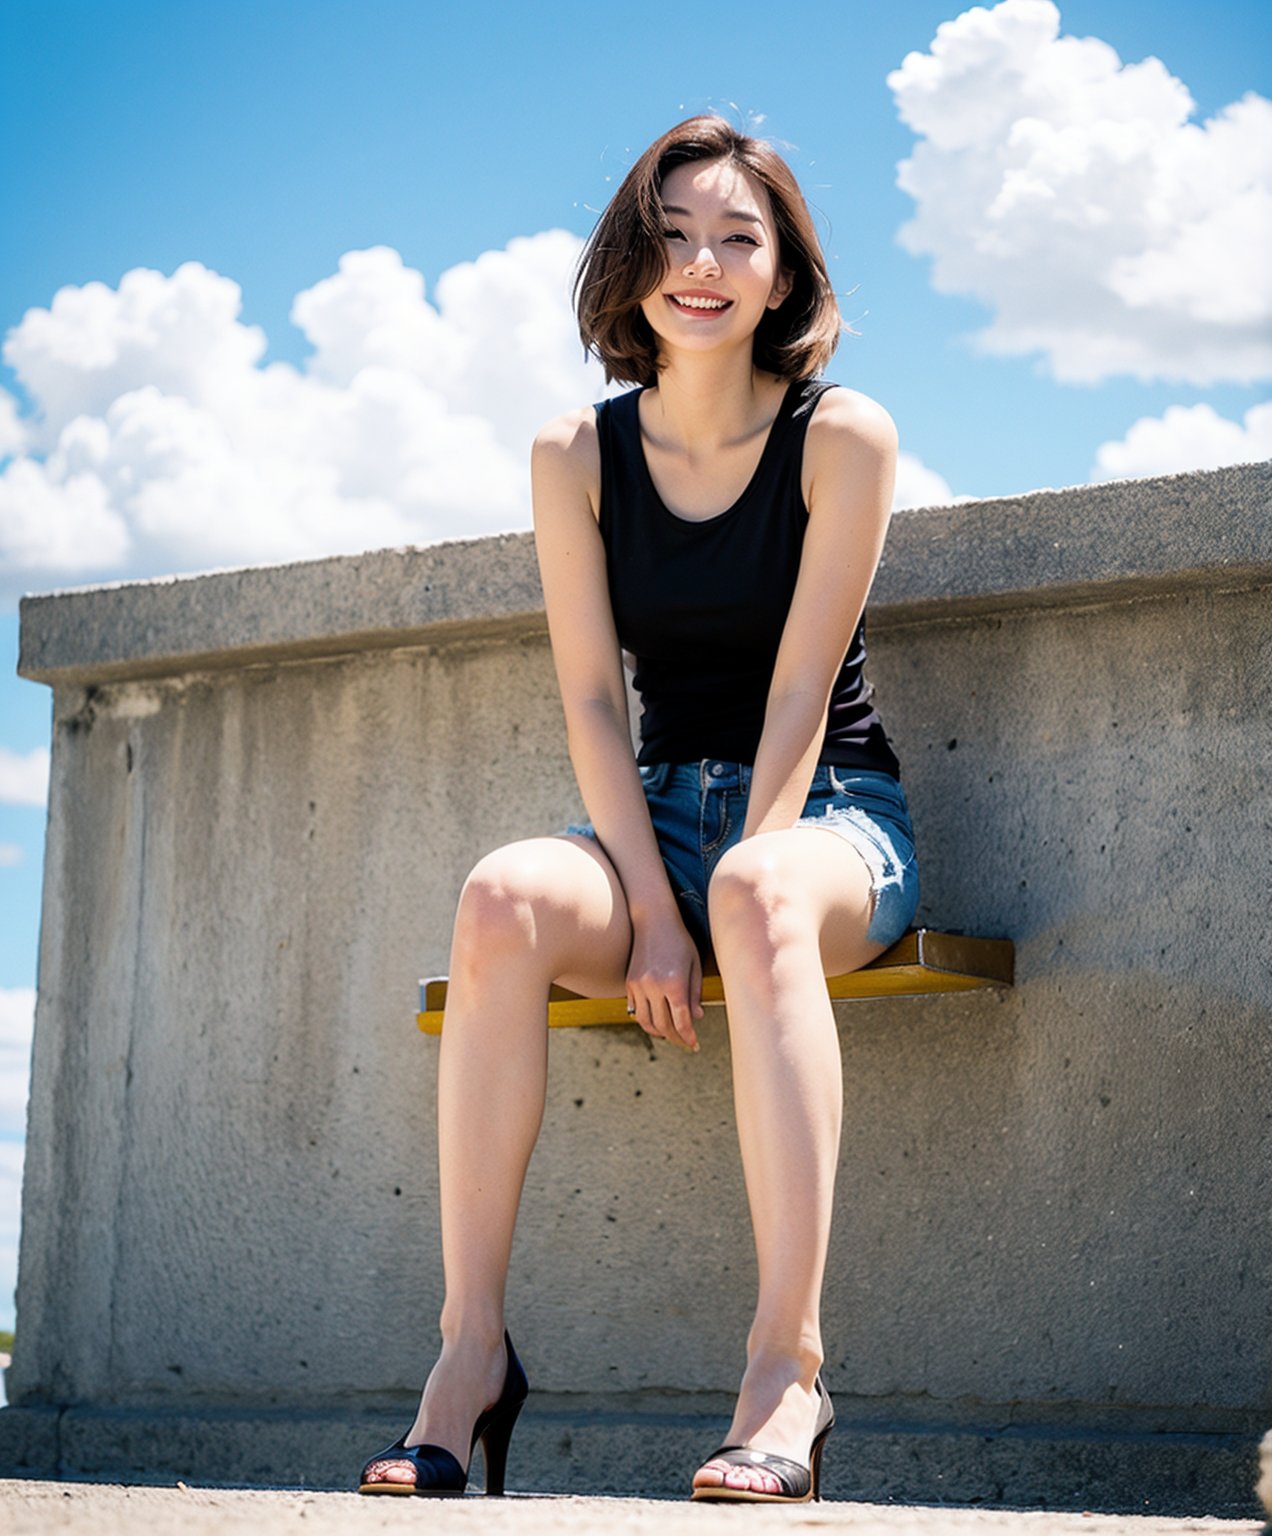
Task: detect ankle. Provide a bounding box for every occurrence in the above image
[744,1336,823,1389]
[437,1306,506,1356]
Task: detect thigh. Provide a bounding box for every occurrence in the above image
[788,826,889,976]
[795,766,920,960]
[539,833,635,997]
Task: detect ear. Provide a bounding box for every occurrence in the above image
[767,266,795,310]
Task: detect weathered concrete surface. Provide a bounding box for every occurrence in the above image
[1,1481,1265,1536]
[0,1481,1266,1536]
[5,464,1271,1515]
[16,533,551,686]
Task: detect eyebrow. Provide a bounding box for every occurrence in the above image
[662,204,763,225]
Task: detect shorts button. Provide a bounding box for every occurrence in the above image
[710,762,724,777]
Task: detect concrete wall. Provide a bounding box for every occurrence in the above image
[3,464,1270,1514]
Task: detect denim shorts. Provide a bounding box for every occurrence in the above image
[566,761,920,961]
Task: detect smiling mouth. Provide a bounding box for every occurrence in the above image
[668,294,732,313]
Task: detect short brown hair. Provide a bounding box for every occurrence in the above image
[575,116,842,388]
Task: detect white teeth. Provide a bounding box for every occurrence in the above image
[672,295,728,310]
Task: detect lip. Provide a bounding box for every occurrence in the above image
[665,290,733,317]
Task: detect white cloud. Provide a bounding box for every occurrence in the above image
[0,390,25,461]
[293,237,594,462]
[4,263,268,456]
[1,237,964,591]
[889,0,1272,384]
[0,748,49,808]
[1,238,612,600]
[1091,400,1272,481]
[893,450,958,510]
[0,455,129,575]
[0,845,22,868]
[0,988,35,1140]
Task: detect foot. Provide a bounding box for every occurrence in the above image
[691,1353,825,1498]
[361,1330,511,1489]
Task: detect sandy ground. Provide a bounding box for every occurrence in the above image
[1,1481,1266,1536]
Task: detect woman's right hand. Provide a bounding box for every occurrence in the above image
[625,912,705,1052]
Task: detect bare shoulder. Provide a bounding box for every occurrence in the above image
[806,384,898,458]
[532,404,600,470]
[532,405,602,520]
[802,386,897,523]
[531,405,603,523]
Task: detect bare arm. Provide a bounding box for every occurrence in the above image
[532,410,704,1048]
[742,389,899,839]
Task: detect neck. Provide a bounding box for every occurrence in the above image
[643,349,782,451]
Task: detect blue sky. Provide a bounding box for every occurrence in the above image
[0,0,1268,1336]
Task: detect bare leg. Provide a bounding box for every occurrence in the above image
[364,835,631,1485]
[692,828,880,1496]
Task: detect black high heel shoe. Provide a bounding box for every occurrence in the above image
[358,1331,529,1497]
[690,1374,835,1503]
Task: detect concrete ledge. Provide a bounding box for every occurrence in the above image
[0,1399,1262,1516]
[17,463,1271,686]
[17,534,549,687]
[870,461,1271,629]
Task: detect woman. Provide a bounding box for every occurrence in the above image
[359,114,918,1504]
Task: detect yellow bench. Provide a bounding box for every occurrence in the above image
[417,928,1013,1033]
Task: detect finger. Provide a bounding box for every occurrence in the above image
[669,993,700,1053]
[626,990,657,1037]
[654,991,697,1052]
[645,993,681,1048]
[671,957,704,1049]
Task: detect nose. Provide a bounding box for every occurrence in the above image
[683,244,721,279]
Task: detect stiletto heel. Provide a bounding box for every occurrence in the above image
[475,1396,523,1496]
[808,1411,832,1501]
[358,1331,529,1497]
[690,1374,835,1504]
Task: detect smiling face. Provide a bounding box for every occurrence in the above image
[639,156,793,363]
[576,115,842,387]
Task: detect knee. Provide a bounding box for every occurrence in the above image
[707,841,812,960]
[453,844,558,955]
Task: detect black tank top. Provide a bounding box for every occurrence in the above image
[595,378,900,777]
